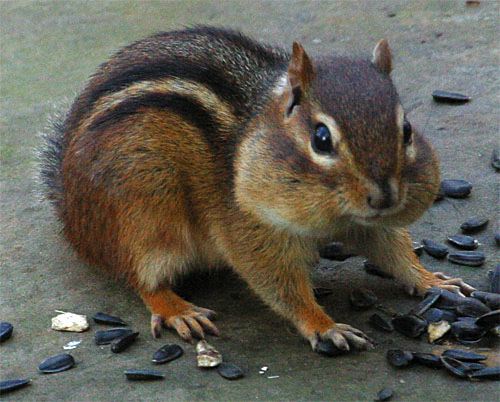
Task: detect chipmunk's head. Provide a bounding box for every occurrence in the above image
[235,40,440,236]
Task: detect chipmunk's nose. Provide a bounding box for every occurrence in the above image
[367,179,398,210]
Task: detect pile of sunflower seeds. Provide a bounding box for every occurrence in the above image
[0,312,245,395]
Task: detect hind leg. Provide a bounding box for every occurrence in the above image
[120,209,219,341]
[139,286,219,341]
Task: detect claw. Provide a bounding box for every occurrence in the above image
[152,306,219,342]
[169,317,193,343]
[151,314,163,338]
[314,323,373,354]
[439,284,465,297]
[195,314,220,336]
[184,316,205,339]
[440,277,475,295]
[193,307,217,321]
[343,331,372,350]
[414,272,476,297]
[432,273,475,296]
[328,330,350,351]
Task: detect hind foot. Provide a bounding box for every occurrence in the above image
[140,287,219,342]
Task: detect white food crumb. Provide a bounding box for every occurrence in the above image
[51,312,89,332]
[63,340,82,350]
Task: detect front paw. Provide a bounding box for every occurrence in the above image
[407,271,475,297]
[309,323,374,356]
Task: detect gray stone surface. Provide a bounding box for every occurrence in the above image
[1,1,498,401]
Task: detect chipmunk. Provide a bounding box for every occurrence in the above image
[40,26,474,353]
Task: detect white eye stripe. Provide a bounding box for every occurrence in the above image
[307,112,342,168]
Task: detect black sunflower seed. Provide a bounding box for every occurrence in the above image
[450,321,486,342]
[475,310,500,331]
[447,234,478,250]
[410,292,441,316]
[314,339,344,357]
[349,288,378,310]
[442,349,487,362]
[0,379,31,395]
[490,265,500,293]
[491,149,500,171]
[217,363,244,380]
[462,362,487,371]
[448,251,485,267]
[496,233,500,247]
[460,217,489,234]
[423,308,444,323]
[471,291,500,310]
[432,90,470,104]
[392,315,427,338]
[469,366,500,380]
[429,288,462,310]
[95,328,133,345]
[124,369,165,381]
[363,261,393,279]
[457,316,476,324]
[440,179,472,198]
[413,352,443,368]
[456,298,491,318]
[441,309,458,323]
[152,344,184,364]
[413,242,424,256]
[422,239,448,259]
[441,356,472,378]
[92,312,127,326]
[423,305,457,323]
[319,242,355,261]
[111,331,139,353]
[375,387,394,401]
[386,349,413,367]
[369,313,394,332]
[38,353,75,374]
[313,288,334,299]
[0,322,13,342]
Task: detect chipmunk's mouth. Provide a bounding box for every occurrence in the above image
[351,201,406,226]
[352,214,384,226]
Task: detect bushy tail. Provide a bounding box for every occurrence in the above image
[38,114,66,209]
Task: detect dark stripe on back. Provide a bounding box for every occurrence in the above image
[88,62,241,118]
[89,92,220,151]
[84,27,287,125]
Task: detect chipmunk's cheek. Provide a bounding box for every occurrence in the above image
[337,173,369,216]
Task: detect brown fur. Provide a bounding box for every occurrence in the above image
[41,27,473,351]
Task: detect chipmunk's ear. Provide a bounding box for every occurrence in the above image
[286,42,314,116]
[372,39,392,74]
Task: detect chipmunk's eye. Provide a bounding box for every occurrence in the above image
[311,124,333,154]
[403,119,412,145]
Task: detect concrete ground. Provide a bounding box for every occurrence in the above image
[1,1,498,401]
